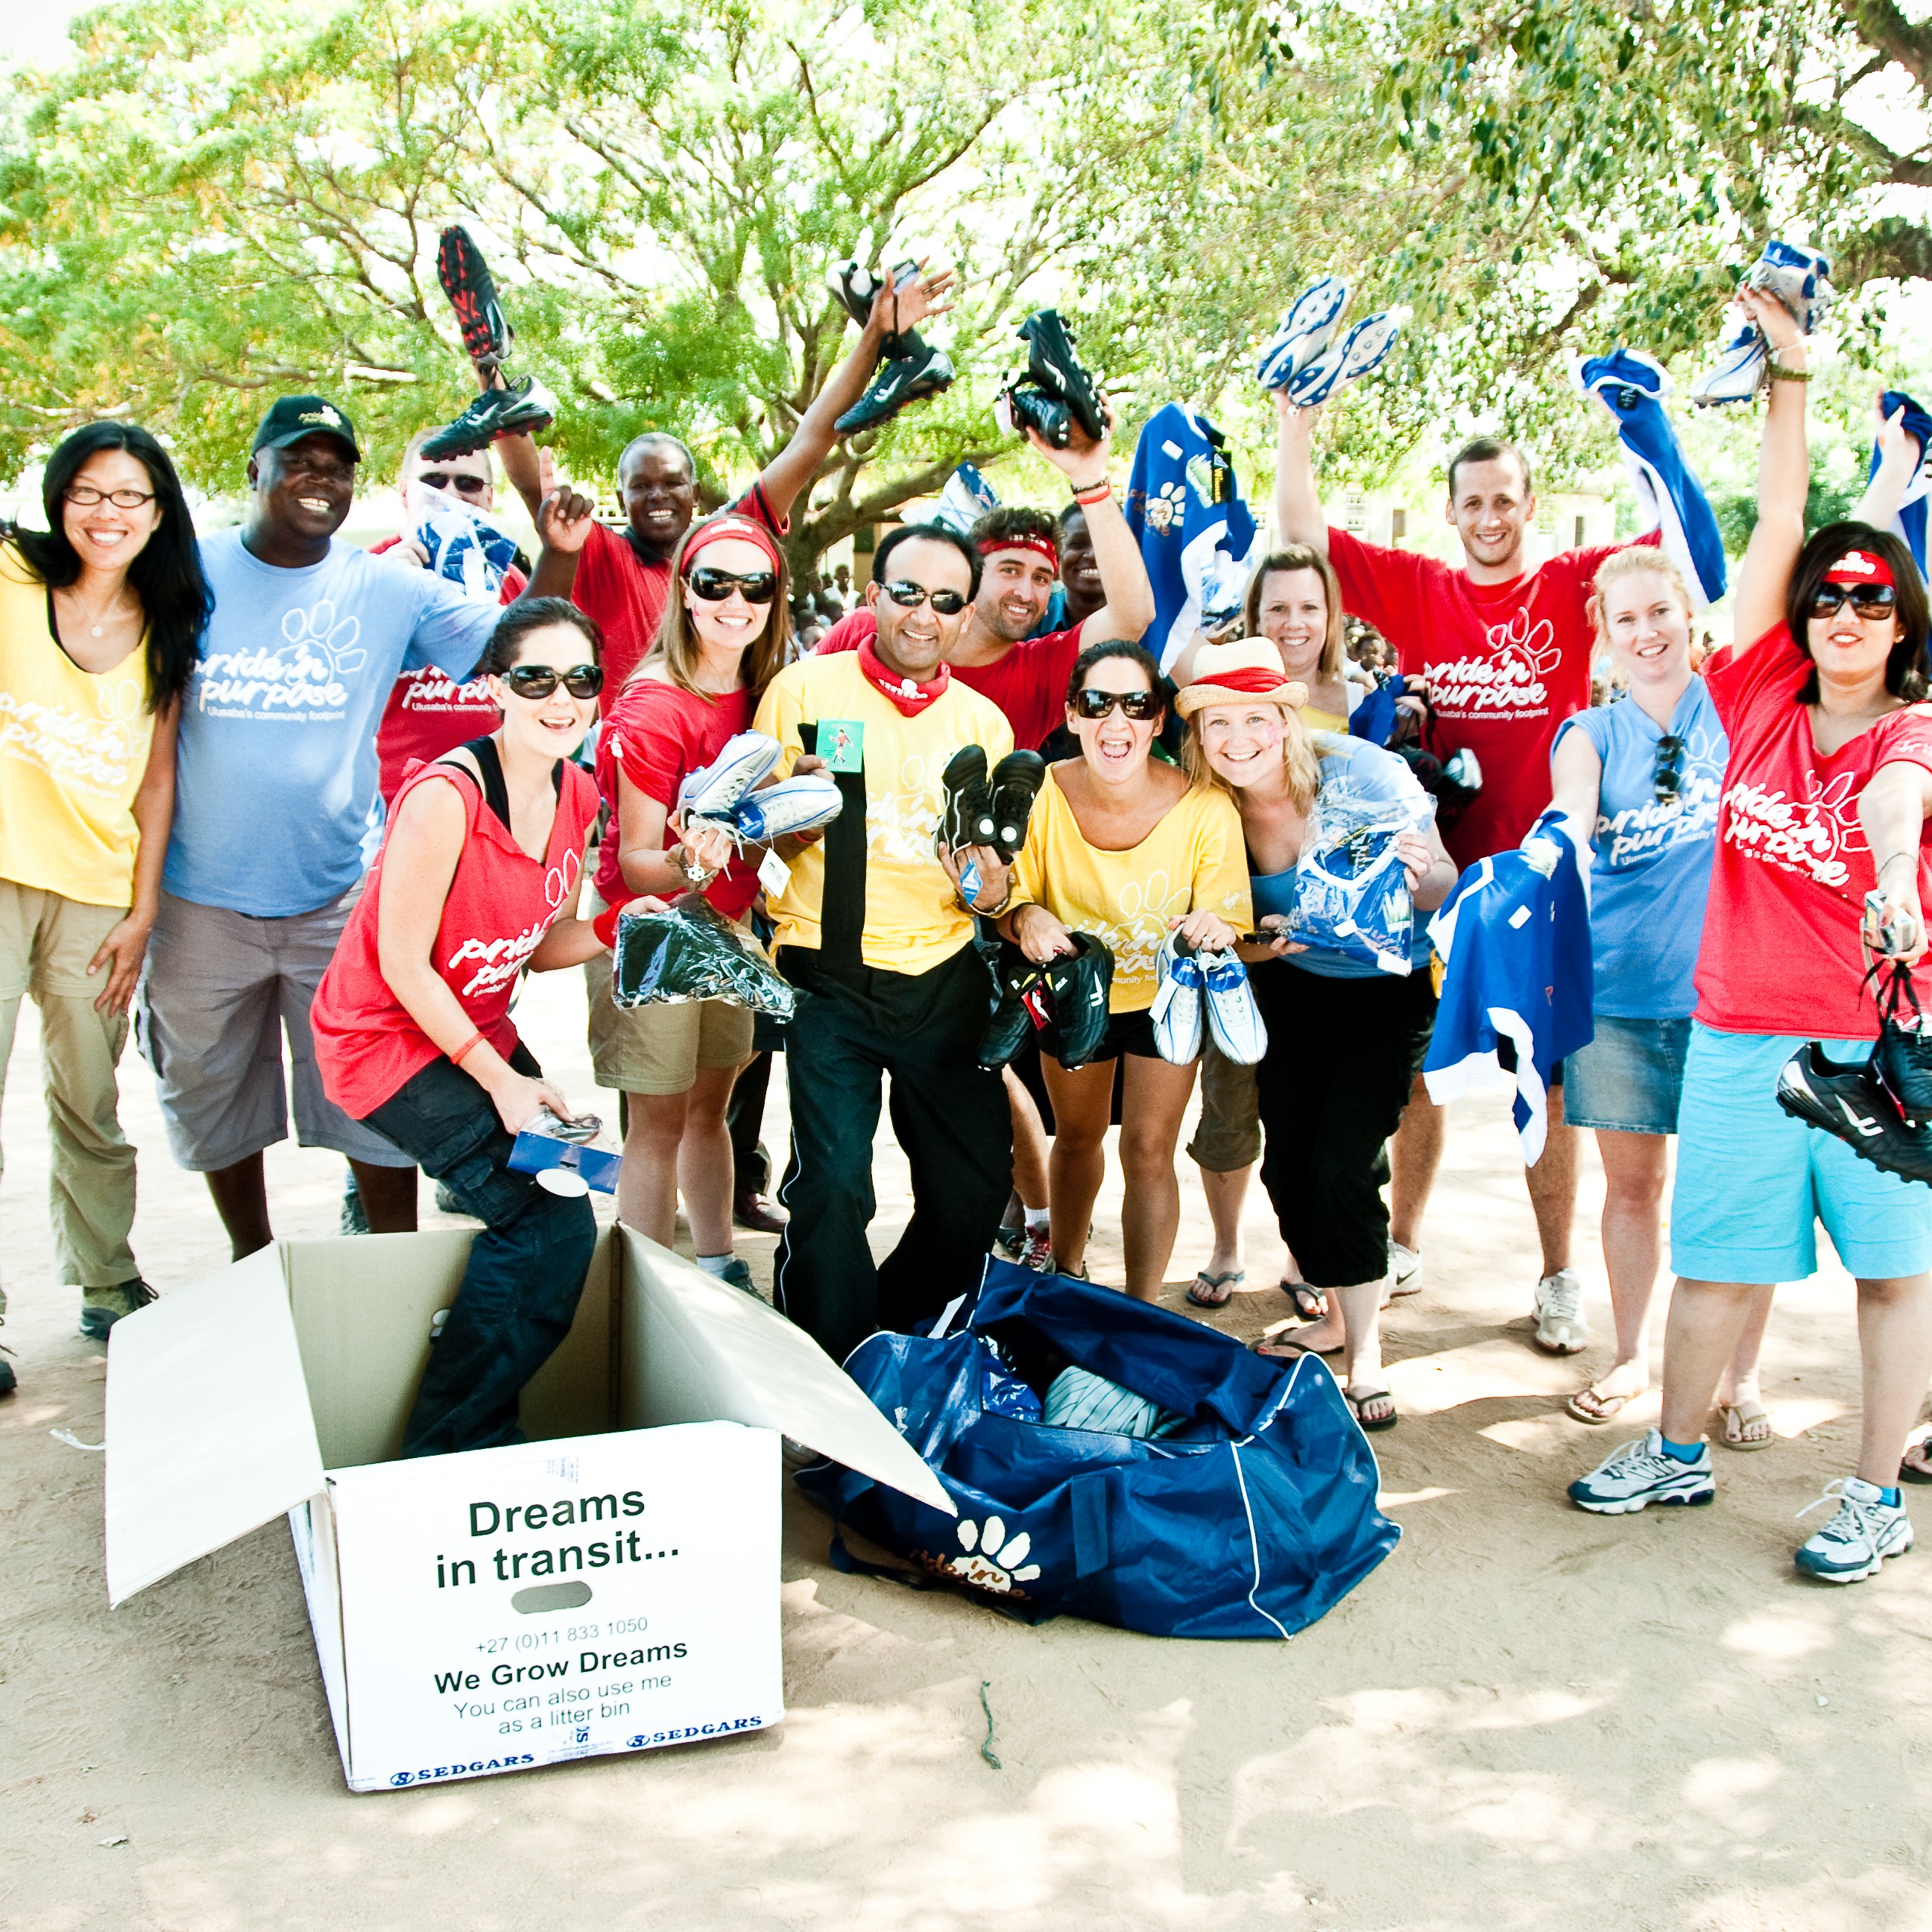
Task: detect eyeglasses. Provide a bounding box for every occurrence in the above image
[500,663,604,700]
[686,567,778,605]
[1072,688,1162,721]
[1809,584,1899,620]
[882,579,968,615]
[1653,733,1685,806]
[65,485,155,509]
[414,471,490,496]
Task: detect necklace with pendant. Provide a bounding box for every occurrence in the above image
[63,584,130,640]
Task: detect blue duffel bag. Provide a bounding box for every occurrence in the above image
[795,1260,1399,1638]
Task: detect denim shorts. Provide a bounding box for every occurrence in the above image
[1565,1014,1691,1135]
[1670,1020,1932,1285]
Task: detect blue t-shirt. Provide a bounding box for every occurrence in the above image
[1553,680,1726,1019]
[166,531,502,916]
[1255,733,1438,981]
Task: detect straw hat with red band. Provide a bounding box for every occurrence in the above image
[1822,547,1896,590]
[1174,638,1310,717]
[680,514,786,577]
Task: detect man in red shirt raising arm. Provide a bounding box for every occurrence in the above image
[1274,391,1653,1351]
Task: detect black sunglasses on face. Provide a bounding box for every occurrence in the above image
[882,578,968,615]
[1652,733,1685,806]
[416,471,490,496]
[1809,584,1899,620]
[501,663,604,700]
[686,567,778,604]
[1073,688,1162,721]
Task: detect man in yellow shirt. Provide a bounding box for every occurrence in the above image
[754,523,1015,1360]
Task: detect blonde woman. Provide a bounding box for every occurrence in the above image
[1180,640,1456,1431]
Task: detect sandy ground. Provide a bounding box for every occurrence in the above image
[4,967,1931,1932]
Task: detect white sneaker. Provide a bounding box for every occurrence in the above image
[1568,1427,1715,1514]
[678,730,782,822]
[1148,934,1205,1064]
[1200,949,1268,1064]
[732,772,843,843]
[1533,1267,1588,1354]
[1795,1476,1913,1583]
[1690,308,1768,407]
[1388,1240,1421,1294]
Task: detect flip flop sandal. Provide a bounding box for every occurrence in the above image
[1281,1280,1328,1322]
[1900,1434,1932,1486]
[1251,1333,1339,1363]
[1567,1384,1641,1426]
[1717,1401,1775,1451]
[1187,1269,1246,1309]
[1348,1388,1398,1433]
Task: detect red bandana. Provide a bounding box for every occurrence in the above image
[978,533,1059,569]
[1823,548,1896,589]
[859,637,950,717]
[681,514,785,575]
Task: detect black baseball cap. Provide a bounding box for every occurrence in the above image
[251,395,361,461]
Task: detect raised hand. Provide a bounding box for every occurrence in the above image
[533,446,598,555]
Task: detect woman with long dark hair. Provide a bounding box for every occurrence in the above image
[0,421,209,1376]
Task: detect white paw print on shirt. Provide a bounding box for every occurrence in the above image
[1143,479,1187,536]
[944,1515,1041,1593]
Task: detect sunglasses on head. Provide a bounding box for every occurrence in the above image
[415,471,490,496]
[1809,583,1899,620]
[882,578,969,615]
[500,663,604,700]
[1072,687,1162,722]
[1652,733,1685,806]
[686,566,778,604]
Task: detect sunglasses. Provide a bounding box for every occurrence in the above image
[500,663,604,700]
[1809,583,1898,620]
[686,566,778,604]
[1652,733,1685,806]
[882,578,969,615]
[1072,688,1162,722]
[65,484,156,509]
[415,471,490,496]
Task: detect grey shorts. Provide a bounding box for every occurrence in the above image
[136,886,411,1172]
[1187,1036,1262,1173]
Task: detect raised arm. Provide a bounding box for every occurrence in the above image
[1023,418,1155,645]
[1729,287,1811,655]
[1853,397,1917,531]
[518,448,598,600]
[1272,393,1329,555]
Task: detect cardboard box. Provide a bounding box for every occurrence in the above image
[104,1226,950,1793]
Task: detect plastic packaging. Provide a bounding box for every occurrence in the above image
[1281,776,1435,975]
[610,892,796,1018]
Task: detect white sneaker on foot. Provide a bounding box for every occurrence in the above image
[1388,1240,1421,1295]
[1795,1476,1913,1583]
[1568,1427,1715,1514]
[1533,1267,1588,1353]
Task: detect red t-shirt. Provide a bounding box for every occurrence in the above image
[571,483,786,696]
[593,674,761,919]
[815,608,1082,751]
[312,757,599,1118]
[1693,623,1932,1038]
[1327,527,1657,868]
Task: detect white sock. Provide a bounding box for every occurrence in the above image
[1024,1208,1050,1231]
[696,1253,736,1277]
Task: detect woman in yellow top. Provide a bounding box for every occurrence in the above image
[1000,639,1251,1299]
[0,423,208,1374]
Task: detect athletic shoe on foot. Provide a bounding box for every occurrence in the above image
[1018,309,1106,442]
[679,730,783,823]
[1255,274,1350,391]
[734,1189,788,1234]
[732,771,844,844]
[1873,962,1932,1128]
[988,750,1046,861]
[437,224,514,370]
[1040,933,1114,1070]
[716,1257,759,1295]
[1795,1475,1912,1582]
[1690,309,1767,408]
[0,1352,14,1397]
[435,1179,467,1216]
[1389,1240,1422,1292]
[995,382,1072,449]
[1201,950,1268,1064]
[420,373,558,458]
[1149,932,1206,1064]
[80,1278,156,1342]
[339,1174,370,1235]
[941,745,997,851]
[1018,1225,1055,1272]
[1568,1427,1715,1513]
[1287,310,1404,407]
[1776,1042,1932,1185]
[1534,1267,1588,1353]
[835,335,954,435]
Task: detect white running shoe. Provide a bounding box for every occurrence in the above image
[1690,308,1768,408]
[1287,310,1405,408]
[1568,1427,1716,1514]
[678,730,782,822]
[1254,275,1350,390]
[732,771,843,843]
[1200,948,1267,1064]
[1149,934,1205,1064]
[1746,239,1835,336]
[1795,1476,1913,1583]
[1388,1240,1422,1294]
[1533,1267,1588,1353]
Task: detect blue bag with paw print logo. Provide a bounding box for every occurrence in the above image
[793,1261,1398,1637]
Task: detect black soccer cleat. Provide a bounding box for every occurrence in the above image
[979,946,1051,1070]
[941,746,997,852]
[419,373,558,460]
[827,256,923,328]
[1039,933,1115,1071]
[835,335,954,435]
[438,225,514,371]
[988,750,1046,862]
[1777,1042,1932,1187]
[1018,309,1106,443]
[1873,961,1932,1128]
[995,382,1071,449]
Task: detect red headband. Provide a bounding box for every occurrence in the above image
[682,515,784,576]
[978,533,1059,569]
[1823,548,1895,589]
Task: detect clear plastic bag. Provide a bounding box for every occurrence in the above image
[610,892,797,1018]
[1281,774,1434,976]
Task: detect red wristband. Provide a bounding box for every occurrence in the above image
[592,897,633,950]
[449,1030,487,1069]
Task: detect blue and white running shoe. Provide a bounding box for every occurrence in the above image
[678,730,782,823]
[1690,307,1767,408]
[732,772,843,844]
[1794,1476,1912,1583]
[1287,310,1404,408]
[1748,239,1835,336]
[1148,932,1205,1064]
[1201,949,1268,1064]
[1568,1428,1715,1513]
[1255,275,1349,391]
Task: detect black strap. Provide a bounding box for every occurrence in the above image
[800,720,868,969]
[455,734,512,831]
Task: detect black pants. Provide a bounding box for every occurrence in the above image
[774,942,1012,1363]
[366,1043,597,1458]
[1251,962,1437,1291]
[727,1048,774,1193]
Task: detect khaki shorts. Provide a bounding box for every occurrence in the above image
[584,895,756,1095]
[1187,1036,1262,1172]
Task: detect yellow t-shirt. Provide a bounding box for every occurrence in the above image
[1009,765,1252,1011]
[754,651,1014,975]
[1301,704,1348,733]
[0,543,156,908]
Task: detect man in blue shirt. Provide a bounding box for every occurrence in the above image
[139,396,594,1258]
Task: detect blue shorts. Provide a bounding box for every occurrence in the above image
[1565,1015,1690,1135]
[1670,1021,1932,1284]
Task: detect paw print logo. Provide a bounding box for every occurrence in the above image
[1484,609,1561,679]
[282,599,366,677]
[944,1515,1040,1594]
[1144,480,1187,537]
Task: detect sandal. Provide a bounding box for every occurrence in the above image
[1251,1333,1339,1363]
[1348,1387,1398,1433]
[1901,1434,1932,1486]
[1187,1269,1246,1309]
[1281,1280,1328,1322]
[1567,1383,1643,1426]
[1717,1401,1775,1451]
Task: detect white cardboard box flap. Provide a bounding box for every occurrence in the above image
[627,1233,955,1516]
[105,1246,326,1606]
